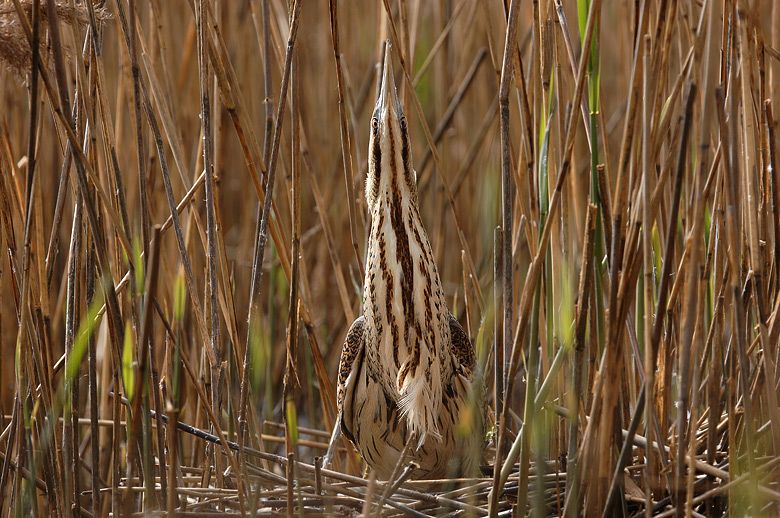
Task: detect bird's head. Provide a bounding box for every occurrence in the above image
[366,41,417,210]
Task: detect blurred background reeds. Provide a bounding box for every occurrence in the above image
[0,0,779,516]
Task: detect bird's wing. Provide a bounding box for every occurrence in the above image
[337,316,365,445]
[325,315,365,467]
[448,314,475,377]
[337,315,366,410]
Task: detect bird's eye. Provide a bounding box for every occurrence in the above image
[400,117,407,130]
[371,118,379,133]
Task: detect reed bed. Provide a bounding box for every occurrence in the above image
[0,0,779,516]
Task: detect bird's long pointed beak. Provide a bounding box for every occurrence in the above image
[375,41,403,121]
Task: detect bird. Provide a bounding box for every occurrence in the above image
[325,41,484,480]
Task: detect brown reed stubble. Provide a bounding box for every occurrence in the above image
[0,0,779,516]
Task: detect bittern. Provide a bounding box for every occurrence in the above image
[326,41,483,480]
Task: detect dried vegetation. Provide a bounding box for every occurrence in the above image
[0,0,779,516]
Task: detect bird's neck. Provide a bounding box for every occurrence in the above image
[362,187,452,393]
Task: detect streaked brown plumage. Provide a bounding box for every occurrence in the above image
[326,41,484,480]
